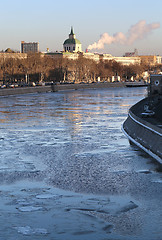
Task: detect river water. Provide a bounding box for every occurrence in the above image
[0,87,161,240]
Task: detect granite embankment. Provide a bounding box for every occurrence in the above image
[0,82,125,96]
[0,85,52,96]
[123,97,162,164]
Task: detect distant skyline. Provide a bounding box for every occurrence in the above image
[1,0,162,56]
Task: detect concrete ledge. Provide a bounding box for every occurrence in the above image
[122,124,162,164]
[123,97,162,163]
[0,86,52,96]
[51,82,125,92]
[0,82,125,96]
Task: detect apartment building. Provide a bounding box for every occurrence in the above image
[21,41,39,53]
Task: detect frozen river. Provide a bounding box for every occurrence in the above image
[0,87,161,240]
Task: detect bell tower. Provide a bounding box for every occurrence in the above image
[69,27,76,40]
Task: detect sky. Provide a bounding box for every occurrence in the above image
[0,0,162,56]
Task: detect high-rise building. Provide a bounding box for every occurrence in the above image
[21,41,39,53]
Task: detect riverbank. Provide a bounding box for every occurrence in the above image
[0,85,52,96]
[0,82,125,96]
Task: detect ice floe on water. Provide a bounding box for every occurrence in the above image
[152,178,162,183]
[17,206,44,212]
[36,193,57,199]
[115,201,138,214]
[16,198,35,205]
[136,169,152,174]
[14,226,48,235]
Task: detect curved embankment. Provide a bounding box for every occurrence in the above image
[122,97,162,164]
[0,82,125,96]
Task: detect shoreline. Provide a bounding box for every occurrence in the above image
[0,82,125,96]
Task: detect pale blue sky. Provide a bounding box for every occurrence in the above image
[1,0,162,56]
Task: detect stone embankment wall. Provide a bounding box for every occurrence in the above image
[0,86,52,96]
[124,112,162,159]
[51,82,125,91]
[0,82,125,96]
[123,98,162,163]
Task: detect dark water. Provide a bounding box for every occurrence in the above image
[0,87,161,240]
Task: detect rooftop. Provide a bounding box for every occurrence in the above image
[63,38,81,45]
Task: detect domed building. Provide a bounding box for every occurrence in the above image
[63,27,82,53]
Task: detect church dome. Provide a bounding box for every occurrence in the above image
[63,27,82,53]
[63,38,81,45]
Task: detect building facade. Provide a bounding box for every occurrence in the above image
[0,52,27,60]
[21,41,39,53]
[139,55,162,65]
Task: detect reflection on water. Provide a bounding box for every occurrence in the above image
[0,87,161,240]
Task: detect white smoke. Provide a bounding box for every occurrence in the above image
[88,20,160,50]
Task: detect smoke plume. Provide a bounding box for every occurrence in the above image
[88,20,160,50]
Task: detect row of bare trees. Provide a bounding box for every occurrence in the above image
[0,53,63,84]
[0,53,161,85]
